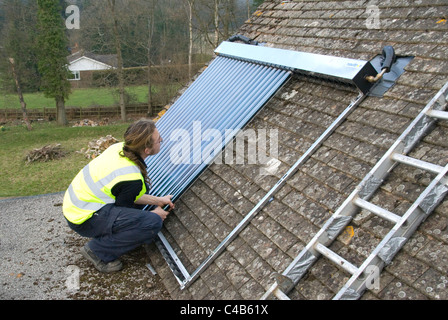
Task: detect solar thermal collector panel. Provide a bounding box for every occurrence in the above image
[144,55,291,202]
[141,41,380,288]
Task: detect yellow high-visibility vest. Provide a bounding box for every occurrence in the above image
[63,142,146,224]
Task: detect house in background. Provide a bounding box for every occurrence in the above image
[67,49,117,88]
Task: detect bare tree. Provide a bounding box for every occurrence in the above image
[191,0,240,49]
[214,0,220,47]
[8,57,32,130]
[146,0,157,115]
[0,0,41,94]
[186,0,195,79]
[107,0,126,121]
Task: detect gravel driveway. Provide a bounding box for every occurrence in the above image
[0,192,170,300]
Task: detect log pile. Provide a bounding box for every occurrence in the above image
[25,144,66,163]
[72,119,99,127]
[72,118,110,127]
[78,135,119,159]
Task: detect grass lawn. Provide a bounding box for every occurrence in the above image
[0,85,178,109]
[0,121,133,198]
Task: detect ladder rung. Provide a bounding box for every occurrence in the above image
[426,109,448,120]
[261,282,292,300]
[314,243,359,275]
[391,153,444,174]
[354,197,401,224]
[273,286,291,300]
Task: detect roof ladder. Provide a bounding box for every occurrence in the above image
[261,81,448,300]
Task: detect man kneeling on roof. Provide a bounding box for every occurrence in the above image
[62,119,174,272]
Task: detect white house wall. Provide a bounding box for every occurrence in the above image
[68,57,113,72]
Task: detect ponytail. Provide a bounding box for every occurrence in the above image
[120,119,156,186]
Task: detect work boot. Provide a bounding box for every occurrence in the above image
[80,244,123,273]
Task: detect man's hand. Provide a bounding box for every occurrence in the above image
[158,195,175,210]
[151,206,170,221]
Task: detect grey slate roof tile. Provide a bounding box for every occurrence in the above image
[148,0,448,300]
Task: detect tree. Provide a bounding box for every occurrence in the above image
[145,0,158,115]
[8,58,32,130]
[214,0,219,47]
[0,0,40,93]
[107,0,126,121]
[186,0,195,79]
[36,0,71,126]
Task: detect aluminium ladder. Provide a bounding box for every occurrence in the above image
[261,81,448,300]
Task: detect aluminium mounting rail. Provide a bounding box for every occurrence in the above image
[154,91,368,289]
[178,92,368,289]
[147,41,381,289]
[261,81,448,300]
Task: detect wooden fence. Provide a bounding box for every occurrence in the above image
[0,103,164,122]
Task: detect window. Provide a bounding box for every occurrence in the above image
[68,70,80,80]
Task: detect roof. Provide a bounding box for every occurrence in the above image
[67,50,118,69]
[147,0,448,300]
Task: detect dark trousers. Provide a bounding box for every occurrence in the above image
[66,204,162,263]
